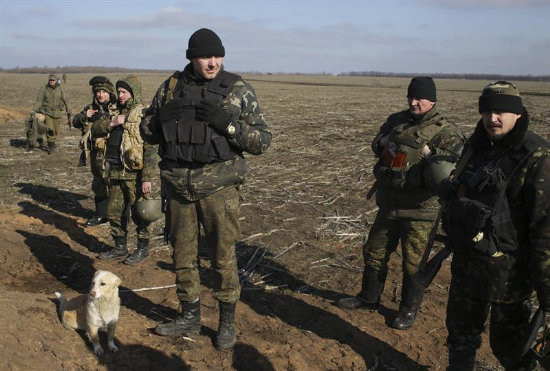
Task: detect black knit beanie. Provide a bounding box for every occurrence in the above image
[116,80,133,98]
[407,76,437,102]
[478,80,523,114]
[186,28,225,59]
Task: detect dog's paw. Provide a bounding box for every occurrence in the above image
[108,340,119,352]
[93,344,104,355]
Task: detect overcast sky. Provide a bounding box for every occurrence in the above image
[1,0,549,75]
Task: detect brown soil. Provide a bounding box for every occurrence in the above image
[1,74,549,370]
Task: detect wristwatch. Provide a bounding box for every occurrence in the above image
[226,123,236,135]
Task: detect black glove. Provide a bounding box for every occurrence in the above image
[196,100,230,134]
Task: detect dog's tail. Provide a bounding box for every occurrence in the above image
[54,291,66,318]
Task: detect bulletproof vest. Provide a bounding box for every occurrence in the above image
[105,103,145,170]
[442,132,543,256]
[158,70,241,164]
[376,112,449,190]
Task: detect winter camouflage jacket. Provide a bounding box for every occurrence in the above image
[372,108,465,220]
[34,82,71,119]
[140,64,271,201]
[448,110,550,304]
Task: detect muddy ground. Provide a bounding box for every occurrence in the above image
[0,72,549,370]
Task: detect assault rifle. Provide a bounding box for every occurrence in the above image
[520,308,550,359]
[412,242,451,288]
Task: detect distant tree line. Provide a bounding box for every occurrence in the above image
[0,66,173,74]
[339,71,550,82]
[1,66,548,82]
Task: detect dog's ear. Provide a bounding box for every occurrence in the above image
[113,275,122,287]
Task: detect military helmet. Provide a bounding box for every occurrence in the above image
[423,155,456,191]
[133,198,163,223]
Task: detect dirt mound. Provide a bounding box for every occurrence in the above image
[0,105,29,123]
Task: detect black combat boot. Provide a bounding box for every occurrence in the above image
[447,349,476,371]
[391,275,425,330]
[155,299,201,337]
[98,235,128,260]
[337,269,385,311]
[124,239,149,265]
[85,198,108,227]
[215,302,236,351]
[77,151,87,167]
[47,142,56,154]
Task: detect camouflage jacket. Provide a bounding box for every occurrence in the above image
[34,83,71,119]
[372,108,465,220]
[449,110,550,304]
[91,75,159,185]
[140,64,271,201]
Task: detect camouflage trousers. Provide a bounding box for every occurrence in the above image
[44,115,61,144]
[446,281,537,370]
[107,177,150,240]
[90,149,108,200]
[363,209,434,278]
[165,183,241,304]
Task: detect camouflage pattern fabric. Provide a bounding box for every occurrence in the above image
[106,170,151,240]
[141,64,271,201]
[34,81,70,119]
[373,108,465,220]
[90,75,160,239]
[166,184,241,303]
[73,97,117,202]
[140,65,270,305]
[446,111,550,369]
[446,282,537,370]
[363,209,434,277]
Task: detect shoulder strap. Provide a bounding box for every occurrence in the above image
[207,70,241,96]
[163,71,180,105]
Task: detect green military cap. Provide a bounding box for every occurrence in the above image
[89,75,115,95]
[48,74,58,81]
[479,80,523,114]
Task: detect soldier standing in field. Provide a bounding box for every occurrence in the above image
[439,81,550,370]
[72,76,118,227]
[91,75,159,265]
[32,74,71,154]
[337,77,465,330]
[140,28,271,350]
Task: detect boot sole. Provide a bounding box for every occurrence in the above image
[123,256,149,265]
[98,254,128,260]
[215,338,236,351]
[155,327,200,337]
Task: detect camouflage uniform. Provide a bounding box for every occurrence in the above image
[73,84,118,220]
[33,76,71,147]
[141,63,271,304]
[339,105,465,328]
[444,110,550,370]
[91,75,158,244]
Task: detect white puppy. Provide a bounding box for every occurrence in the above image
[55,270,121,355]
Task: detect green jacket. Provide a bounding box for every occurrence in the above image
[140,64,271,201]
[372,108,465,220]
[34,83,70,119]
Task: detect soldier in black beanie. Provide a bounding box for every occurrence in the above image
[141,28,272,350]
[337,76,465,331]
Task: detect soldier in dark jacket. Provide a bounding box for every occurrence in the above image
[140,28,271,350]
[73,76,118,227]
[337,77,465,330]
[33,74,71,153]
[440,81,550,370]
